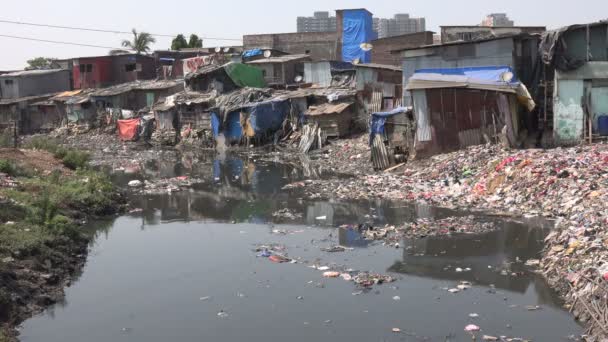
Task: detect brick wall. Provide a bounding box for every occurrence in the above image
[371,31,434,66]
[243,32,340,61]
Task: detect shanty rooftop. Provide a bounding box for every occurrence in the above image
[91,79,183,97]
[0,69,67,78]
[246,54,311,64]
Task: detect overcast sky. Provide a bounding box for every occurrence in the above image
[1,0,606,69]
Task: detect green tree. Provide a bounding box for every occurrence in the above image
[188,34,203,48]
[171,34,188,50]
[121,29,156,54]
[25,57,56,70]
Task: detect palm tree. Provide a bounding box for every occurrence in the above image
[121,29,156,54]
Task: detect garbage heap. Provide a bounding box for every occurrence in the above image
[294,142,608,338]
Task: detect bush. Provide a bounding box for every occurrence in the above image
[0,159,15,176]
[61,150,90,170]
[53,147,68,160]
[26,136,60,154]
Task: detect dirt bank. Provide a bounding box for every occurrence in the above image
[0,147,125,341]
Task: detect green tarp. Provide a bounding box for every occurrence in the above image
[224,63,266,88]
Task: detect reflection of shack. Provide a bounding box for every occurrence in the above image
[354,63,403,113]
[407,66,535,158]
[389,225,550,293]
[185,62,266,93]
[0,94,55,133]
[245,54,311,88]
[369,107,415,169]
[303,61,355,87]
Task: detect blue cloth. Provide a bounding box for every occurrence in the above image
[224,111,243,142]
[341,9,372,63]
[211,112,220,138]
[246,100,289,137]
[369,107,408,146]
[414,66,519,85]
[243,49,263,58]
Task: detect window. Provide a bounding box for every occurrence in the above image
[79,64,93,72]
[125,63,137,72]
[4,79,13,85]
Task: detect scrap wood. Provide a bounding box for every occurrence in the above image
[384,163,406,173]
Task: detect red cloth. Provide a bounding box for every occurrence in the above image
[117,118,140,141]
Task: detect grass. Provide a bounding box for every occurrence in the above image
[25,137,90,170]
[0,148,121,258]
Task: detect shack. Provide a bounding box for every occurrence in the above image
[355,63,403,112]
[185,62,266,93]
[91,79,184,112]
[0,69,71,99]
[536,22,608,144]
[0,94,56,133]
[303,61,355,87]
[304,102,355,138]
[26,98,63,133]
[73,54,156,89]
[245,54,311,87]
[51,90,97,125]
[406,66,535,158]
[369,107,415,170]
[153,91,215,144]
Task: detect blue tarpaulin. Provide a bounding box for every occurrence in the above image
[224,111,243,142]
[243,49,263,58]
[342,9,373,63]
[413,66,520,85]
[246,100,289,137]
[369,107,408,145]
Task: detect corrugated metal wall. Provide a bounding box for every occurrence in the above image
[304,62,332,87]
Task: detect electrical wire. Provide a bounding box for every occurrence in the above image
[0,34,126,50]
[0,19,242,41]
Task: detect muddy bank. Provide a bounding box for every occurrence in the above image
[0,146,126,341]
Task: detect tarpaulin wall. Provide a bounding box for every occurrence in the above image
[247,100,289,137]
[117,118,140,141]
[342,10,373,63]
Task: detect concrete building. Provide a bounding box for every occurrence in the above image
[370,31,435,66]
[440,26,546,44]
[0,69,71,99]
[297,11,337,33]
[482,13,514,27]
[243,32,340,61]
[378,14,426,39]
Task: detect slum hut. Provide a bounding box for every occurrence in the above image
[73,54,156,89]
[245,54,311,87]
[91,80,184,113]
[51,90,97,126]
[396,34,541,108]
[153,91,216,144]
[0,69,71,99]
[0,94,56,134]
[304,102,355,138]
[25,98,63,133]
[369,107,415,170]
[354,63,403,113]
[303,61,355,87]
[536,22,608,145]
[406,66,535,158]
[185,62,266,93]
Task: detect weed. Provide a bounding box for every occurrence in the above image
[61,150,90,170]
[0,160,15,176]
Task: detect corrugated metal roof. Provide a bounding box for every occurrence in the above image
[91,79,183,97]
[54,90,83,98]
[354,63,402,72]
[246,54,310,64]
[305,102,354,116]
[0,94,57,105]
[0,69,67,78]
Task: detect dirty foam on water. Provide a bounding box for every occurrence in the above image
[20,153,582,342]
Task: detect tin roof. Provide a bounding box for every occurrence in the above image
[305,102,354,116]
[0,69,67,78]
[354,63,402,72]
[91,79,183,97]
[246,54,311,64]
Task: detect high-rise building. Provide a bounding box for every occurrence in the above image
[481,13,514,27]
[297,11,337,33]
[296,11,425,39]
[377,14,426,39]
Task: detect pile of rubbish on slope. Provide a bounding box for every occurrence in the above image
[286,141,608,339]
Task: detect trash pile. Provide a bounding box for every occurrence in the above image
[403,216,498,239]
[134,176,203,194]
[271,208,303,221]
[285,141,608,339]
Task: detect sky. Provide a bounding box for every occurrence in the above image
[1,0,607,70]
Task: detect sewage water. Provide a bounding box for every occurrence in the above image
[20,152,582,342]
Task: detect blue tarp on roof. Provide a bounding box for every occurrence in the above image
[243,49,263,58]
[342,9,373,63]
[246,100,289,137]
[369,107,408,146]
[413,66,519,85]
